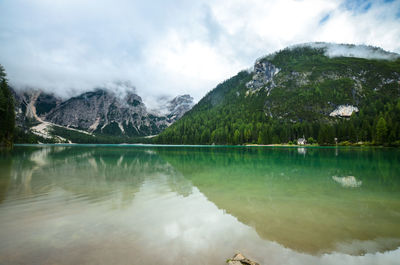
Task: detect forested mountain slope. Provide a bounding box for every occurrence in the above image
[156,43,400,145]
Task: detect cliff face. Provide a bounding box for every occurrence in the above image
[167,94,194,121]
[13,90,62,129]
[245,61,280,95]
[45,89,165,136]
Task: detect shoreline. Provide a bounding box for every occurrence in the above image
[11,143,393,149]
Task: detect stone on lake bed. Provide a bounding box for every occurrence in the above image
[232,253,246,261]
[228,261,243,265]
[227,253,260,265]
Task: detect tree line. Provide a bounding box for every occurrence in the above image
[155,104,400,146]
[0,65,15,147]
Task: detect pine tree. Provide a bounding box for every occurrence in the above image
[0,65,15,147]
[257,131,263,145]
[233,130,240,145]
[376,117,388,144]
[317,126,326,145]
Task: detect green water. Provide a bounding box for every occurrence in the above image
[0,145,400,265]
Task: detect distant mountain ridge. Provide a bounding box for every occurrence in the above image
[13,87,194,142]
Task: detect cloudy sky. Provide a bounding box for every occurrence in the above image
[0,0,399,107]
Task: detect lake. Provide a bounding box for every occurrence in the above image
[1,145,400,265]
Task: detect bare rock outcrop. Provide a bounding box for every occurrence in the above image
[246,60,280,95]
[227,253,260,265]
[329,105,359,117]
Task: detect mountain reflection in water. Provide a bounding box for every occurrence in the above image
[0,145,400,265]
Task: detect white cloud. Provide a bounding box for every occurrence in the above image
[141,30,243,102]
[0,0,399,107]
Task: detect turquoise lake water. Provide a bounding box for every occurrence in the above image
[0,145,400,265]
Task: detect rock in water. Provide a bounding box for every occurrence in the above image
[227,253,260,265]
[228,261,243,265]
[332,175,362,188]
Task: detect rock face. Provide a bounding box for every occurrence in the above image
[45,89,167,136]
[329,105,359,117]
[227,253,259,265]
[246,60,280,95]
[12,89,62,126]
[167,94,194,121]
[12,88,193,137]
[35,92,62,117]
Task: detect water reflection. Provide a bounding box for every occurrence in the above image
[332,175,362,188]
[0,146,399,265]
[6,146,194,205]
[0,150,13,203]
[158,147,400,254]
[297,147,306,155]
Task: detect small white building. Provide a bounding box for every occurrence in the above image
[297,138,307,145]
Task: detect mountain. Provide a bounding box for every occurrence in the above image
[45,89,167,136]
[13,88,194,143]
[156,43,400,146]
[166,94,194,121]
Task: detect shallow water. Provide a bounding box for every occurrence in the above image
[0,145,400,265]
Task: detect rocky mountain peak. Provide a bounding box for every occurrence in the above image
[125,92,145,108]
[167,94,194,120]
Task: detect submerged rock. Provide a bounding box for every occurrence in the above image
[227,253,260,265]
